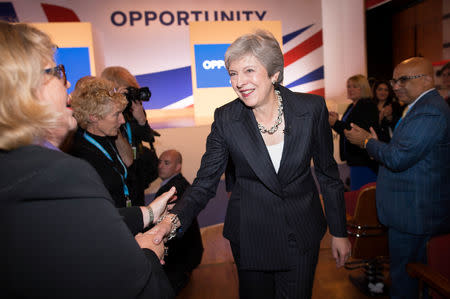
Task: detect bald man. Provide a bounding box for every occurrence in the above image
[345,57,450,299]
[155,150,203,294]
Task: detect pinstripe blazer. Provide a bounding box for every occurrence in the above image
[172,85,347,271]
[366,89,450,235]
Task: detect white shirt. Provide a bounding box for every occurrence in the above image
[266,140,284,173]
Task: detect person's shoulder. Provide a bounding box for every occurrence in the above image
[0,145,109,200]
[418,89,450,115]
[279,86,326,116]
[358,97,377,106]
[215,97,246,121]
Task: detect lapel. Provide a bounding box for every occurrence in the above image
[276,87,312,183]
[227,86,312,196]
[229,100,283,196]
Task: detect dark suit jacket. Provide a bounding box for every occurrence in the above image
[366,89,450,235]
[332,98,379,168]
[0,145,174,298]
[172,85,347,271]
[155,174,203,285]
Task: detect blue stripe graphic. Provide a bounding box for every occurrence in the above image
[285,66,324,89]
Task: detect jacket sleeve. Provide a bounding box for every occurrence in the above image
[171,108,229,232]
[312,98,347,237]
[367,108,447,172]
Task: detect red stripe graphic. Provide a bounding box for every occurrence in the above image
[284,30,322,67]
[306,88,324,97]
[41,3,80,22]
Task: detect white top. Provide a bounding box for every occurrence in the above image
[266,140,284,173]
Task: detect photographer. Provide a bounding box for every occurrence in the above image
[101,66,160,206]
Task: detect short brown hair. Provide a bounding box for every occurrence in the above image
[100,66,139,89]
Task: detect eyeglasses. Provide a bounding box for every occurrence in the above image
[390,74,426,87]
[44,64,67,86]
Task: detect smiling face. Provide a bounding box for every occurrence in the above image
[37,64,77,143]
[92,103,125,137]
[375,83,390,102]
[228,54,279,110]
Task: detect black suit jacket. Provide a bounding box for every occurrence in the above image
[172,85,346,271]
[0,145,174,298]
[155,174,203,280]
[332,98,379,168]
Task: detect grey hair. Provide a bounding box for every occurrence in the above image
[225,30,284,83]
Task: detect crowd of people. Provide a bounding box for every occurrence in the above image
[1,20,449,299]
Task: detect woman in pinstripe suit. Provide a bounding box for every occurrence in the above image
[150,30,351,299]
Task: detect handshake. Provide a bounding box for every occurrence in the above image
[134,186,181,264]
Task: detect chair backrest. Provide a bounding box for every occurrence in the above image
[352,184,379,227]
[347,183,389,259]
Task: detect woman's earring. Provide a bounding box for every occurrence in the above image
[272,80,276,85]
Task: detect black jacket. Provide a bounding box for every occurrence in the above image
[171,85,346,271]
[332,98,379,170]
[0,145,174,298]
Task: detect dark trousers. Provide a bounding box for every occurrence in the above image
[388,228,430,299]
[230,236,320,299]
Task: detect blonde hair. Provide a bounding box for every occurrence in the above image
[100,66,139,89]
[71,77,127,129]
[0,21,60,150]
[347,74,373,99]
[225,30,284,83]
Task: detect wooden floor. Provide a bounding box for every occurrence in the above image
[177,223,389,299]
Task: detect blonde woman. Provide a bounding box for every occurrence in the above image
[328,74,380,190]
[0,22,174,298]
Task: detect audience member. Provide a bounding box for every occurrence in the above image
[344,57,450,299]
[70,77,134,208]
[149,30,350,299]
[372,80,403,142]
[328,74,379,190]
[155,149,204,294]
[101,66,160,206]
[0,21,175,298]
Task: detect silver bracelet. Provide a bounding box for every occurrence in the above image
[157,214,180,240]
[147,206,154,224]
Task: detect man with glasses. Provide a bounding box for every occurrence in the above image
[344,57,450,299]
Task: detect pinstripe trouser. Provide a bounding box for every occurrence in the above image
[230,234,321,299]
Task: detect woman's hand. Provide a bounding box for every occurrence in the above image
[130,100,147,125]
[331,236,351,268]
[135,232,167,264]
[328,111,339,127]
[147,214,176,245]
[148,186,177,224]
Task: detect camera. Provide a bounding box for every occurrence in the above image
[125,86,151,103]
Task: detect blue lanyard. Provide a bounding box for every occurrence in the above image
[342,104,354,122]
[124,122,132,145]
[83,132,129,197]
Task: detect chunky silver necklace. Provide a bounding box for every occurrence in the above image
[257,90,283,134]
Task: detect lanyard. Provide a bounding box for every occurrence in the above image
[124,122,132,145]
[83,132,129,198]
